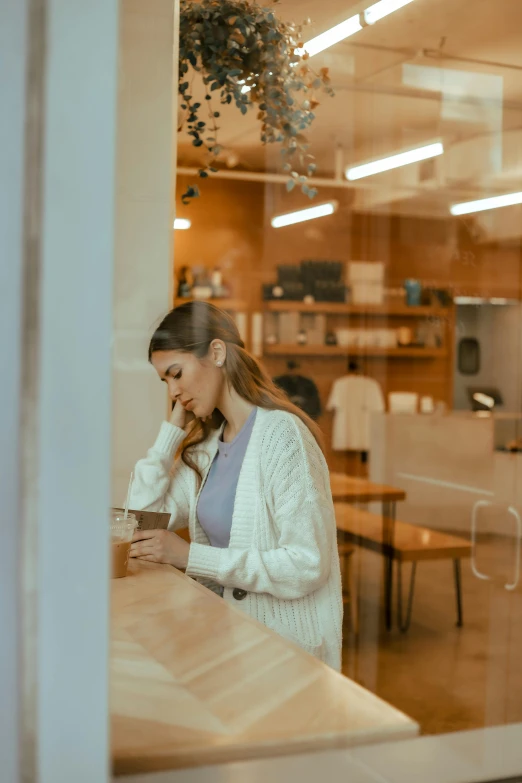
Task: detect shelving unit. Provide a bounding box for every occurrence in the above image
[174,297,247,310]
[264,301,451,318]
[264,344,448,359]
[262,300,454,360]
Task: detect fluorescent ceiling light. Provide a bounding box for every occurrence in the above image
[300,14,362,58]
[271,201,337,228]
[364,0,416,25]
[346,141,443,180]
[174,218,191,230]
[450,191,522,216]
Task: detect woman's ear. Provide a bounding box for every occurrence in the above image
[210,339,226,367]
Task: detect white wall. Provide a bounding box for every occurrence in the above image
[490,304,522,413]
[112,0,178,503]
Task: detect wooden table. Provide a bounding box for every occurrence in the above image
[330,472,406,508]
[111,561,418,775]
[330,473,407,630]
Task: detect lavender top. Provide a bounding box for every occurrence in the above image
[197,407,257,548]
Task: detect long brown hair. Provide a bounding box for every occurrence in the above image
[149,301,324,481]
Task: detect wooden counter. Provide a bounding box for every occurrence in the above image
[111,561,418,775]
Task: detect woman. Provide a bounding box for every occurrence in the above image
[129,301,343,670]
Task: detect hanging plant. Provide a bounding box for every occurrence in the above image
[178,0,333,203]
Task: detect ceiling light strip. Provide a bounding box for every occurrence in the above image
[301,14,362,58]
[346,141,443,180]
[174,218,191,230]
[364,0,416,25]
[271,201,337,228]
[450,191,522,216]
[299,0,417,58]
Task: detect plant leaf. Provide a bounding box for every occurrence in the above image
[179,0,333,200]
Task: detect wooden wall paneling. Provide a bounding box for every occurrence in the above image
[175,175,265,310]
[175,179,522,304]
[173,177,517,471]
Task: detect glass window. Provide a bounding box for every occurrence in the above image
[172,0,522,741]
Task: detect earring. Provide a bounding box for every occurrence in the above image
[216,361,223,367]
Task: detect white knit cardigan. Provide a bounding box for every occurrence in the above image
[130,407,343,670]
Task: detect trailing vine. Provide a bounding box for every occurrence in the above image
[179,0,333,203]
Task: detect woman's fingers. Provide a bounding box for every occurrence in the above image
[132,529,158,543]
[170,399,188,429]
[130,540,154,557]
[129,529,187,568]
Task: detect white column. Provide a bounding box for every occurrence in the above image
[0,2,28,780]
[112,0,178,504]
[36,2,119,781]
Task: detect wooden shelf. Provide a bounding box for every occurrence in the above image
[264,301,451,317]
[174,297,247,310]
[263,344,447,359]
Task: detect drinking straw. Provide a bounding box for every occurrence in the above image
[123,471,134,519]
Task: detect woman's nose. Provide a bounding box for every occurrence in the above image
[167,379,181,399]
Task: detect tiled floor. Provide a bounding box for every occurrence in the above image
[342,537,522,735]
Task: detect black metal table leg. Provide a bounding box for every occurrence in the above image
[454,559,463,627]
[397,560,417,633]
[382,500,396,631]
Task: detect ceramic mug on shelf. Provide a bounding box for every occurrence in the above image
[397,326,413,346]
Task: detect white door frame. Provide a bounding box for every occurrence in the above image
[1,1,118,781]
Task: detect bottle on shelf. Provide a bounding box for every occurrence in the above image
[177,266,193,299]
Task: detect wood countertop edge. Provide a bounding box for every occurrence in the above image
[113,721,420,775]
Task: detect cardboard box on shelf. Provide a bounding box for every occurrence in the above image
[347,261,385,282]
[347,262,385,304]
[278,311,300,344]
[302,313,326,345]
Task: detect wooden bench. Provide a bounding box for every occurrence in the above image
[334,503,471,632]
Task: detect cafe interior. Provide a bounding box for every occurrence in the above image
[8,0,522,780]
[109,0,522,778]
[167,0,522,741]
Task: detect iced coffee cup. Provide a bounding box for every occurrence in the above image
[110,513,137,578]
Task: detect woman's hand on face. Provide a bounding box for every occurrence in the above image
[170,398,209,428]
[170,399,190,429]
[130,529,190,569]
